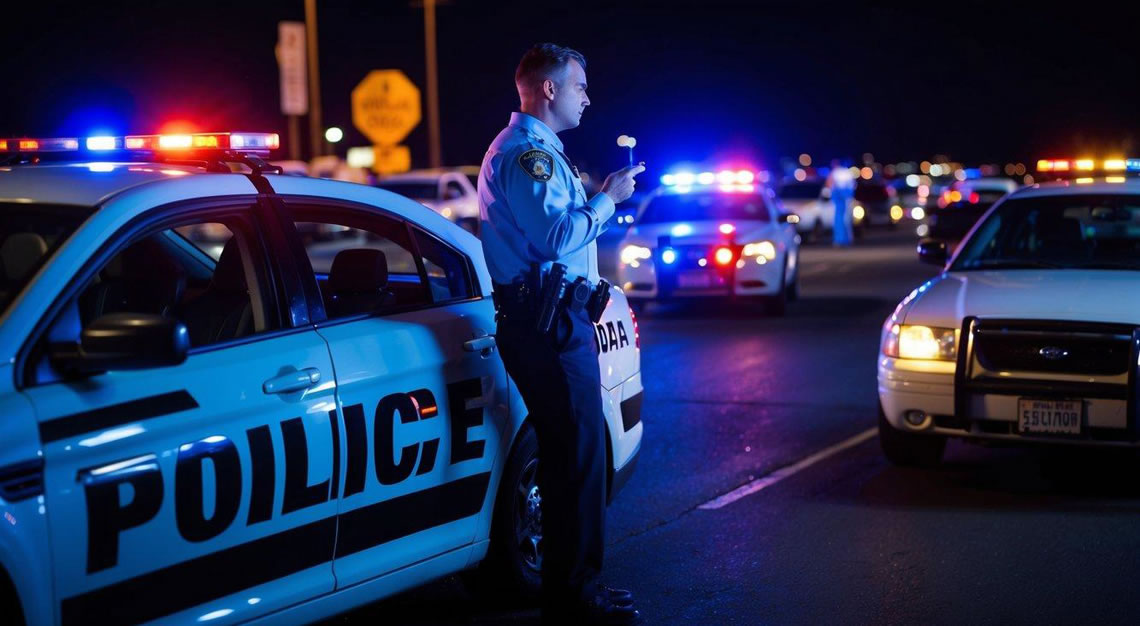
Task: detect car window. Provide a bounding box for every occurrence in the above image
[952,194,1140,271]
[778,181,824,200]
[71,218,273,349]
[290,207,431,319]
[413,227,474,302]
[444,180,465,200]
[854,183,889,203]
[27,212,277,386]
[0,202,90,317]
[640,191,772,224]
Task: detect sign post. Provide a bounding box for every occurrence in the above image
[276,21,307,160]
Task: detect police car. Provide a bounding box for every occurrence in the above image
[0,132,642,624]
[878,158,1140,466]
[616,169,801,315]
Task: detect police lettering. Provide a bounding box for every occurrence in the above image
[83,380,487,573]
[594,320,631,354]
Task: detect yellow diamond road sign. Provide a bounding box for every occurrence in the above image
[352,70,422,146]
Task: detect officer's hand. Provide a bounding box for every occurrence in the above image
[601,164,646,204]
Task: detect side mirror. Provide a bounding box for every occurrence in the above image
[916,239,948,266]
[50,313,189,375]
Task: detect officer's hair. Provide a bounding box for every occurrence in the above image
[515,43,587,93]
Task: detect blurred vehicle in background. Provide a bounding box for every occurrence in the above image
[376,166,481,233]
[854,177,903,229]
[777,177,831,240]
[618,169,800,315]
[916,176,1020,262]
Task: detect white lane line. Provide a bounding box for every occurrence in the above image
[697,427,877,510]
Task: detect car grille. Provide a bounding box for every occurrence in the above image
[973,323,1133,376]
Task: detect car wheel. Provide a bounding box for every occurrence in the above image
[878,406,945,467]
[810,219,823,243]
[473,423,542,598]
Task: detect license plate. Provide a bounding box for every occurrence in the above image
[677,271,711,288]
[1018,398,1082,435]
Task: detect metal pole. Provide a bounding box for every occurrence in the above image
[305,0,324,158]
[288,115,301,160]
[424,0,442,168]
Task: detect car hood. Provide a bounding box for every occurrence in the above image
[624,220,779,247]
[899,270,1140,328]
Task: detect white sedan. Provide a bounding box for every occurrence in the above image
[878,171,1140,466]
[616,175,800,315]
[375,166,481,233]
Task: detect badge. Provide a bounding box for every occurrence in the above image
[518,149,554,182]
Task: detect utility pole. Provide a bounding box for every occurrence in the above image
[305,0,324,158]
[423,0,442,167]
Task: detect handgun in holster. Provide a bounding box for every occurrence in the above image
[586,279,610,323]
[536,262,568,334]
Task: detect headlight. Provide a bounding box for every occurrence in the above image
[882,324,958,360]
[741,240,777,261]
[853,205,865,221]
[620,245,652,265]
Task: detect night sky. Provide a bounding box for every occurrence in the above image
[6,0,1140,179]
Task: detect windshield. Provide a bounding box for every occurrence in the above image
[376,181,439,201]
[640,191,772,224]
[951,194,1140,271]
[1,203,89,316]
[854,182,888,203]
[778,181,824,200]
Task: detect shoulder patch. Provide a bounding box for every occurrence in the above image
[518,149,555,182]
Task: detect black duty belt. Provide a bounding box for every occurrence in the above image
[493,263,610,332]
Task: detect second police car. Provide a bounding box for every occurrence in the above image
[615,168,801,315]
[878,158,1140,466]
[0,132,642,624]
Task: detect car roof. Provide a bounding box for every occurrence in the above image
[0,162,213,207]
[1007,177,1140,199]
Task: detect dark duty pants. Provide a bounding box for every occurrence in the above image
[496,307,607,608]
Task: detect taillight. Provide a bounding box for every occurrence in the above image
[629,306,640,349]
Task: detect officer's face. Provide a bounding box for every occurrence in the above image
[551,60,590,130]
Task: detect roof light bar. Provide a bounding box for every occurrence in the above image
[1037,157,1140,175]
[3,132,280,155]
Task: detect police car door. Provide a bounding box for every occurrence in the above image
[19,202,339,624]
[279,197,505,587]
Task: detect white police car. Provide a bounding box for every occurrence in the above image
[0,132,642,624]
[878,158,1140,466]
[616,169,800,315]
[375,166,481,233]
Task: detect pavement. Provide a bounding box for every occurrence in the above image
[328,228,1140,624]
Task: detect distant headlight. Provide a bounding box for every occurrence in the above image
[853,205,865,221]
[741,241,777,261]
[620,244,652,265]
[882,324,958,360]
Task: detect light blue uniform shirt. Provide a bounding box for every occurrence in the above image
[478,112,615,284]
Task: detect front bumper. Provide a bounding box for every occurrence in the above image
[618,252,787,299]
[878,317,1140,447]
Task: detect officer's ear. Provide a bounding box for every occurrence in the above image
[542,78,557,101]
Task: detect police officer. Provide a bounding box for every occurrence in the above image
[478,43,644,624]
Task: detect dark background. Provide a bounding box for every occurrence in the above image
[6,0,1140,176]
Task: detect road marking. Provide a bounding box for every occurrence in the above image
[697,427,877,510]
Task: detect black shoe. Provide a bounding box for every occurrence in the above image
[572,589,641,625]
[598,583,634,607]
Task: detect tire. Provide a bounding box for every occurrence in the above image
[475,423,542,598]
[809,219,823,243]
[878,407,945,468]
[0,570,24,626]
[761,257,789,316]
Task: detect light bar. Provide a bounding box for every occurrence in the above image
[0,137,81,153]
[2,131,279,155]
[661,169,759,187]
[1037,157,1140,175]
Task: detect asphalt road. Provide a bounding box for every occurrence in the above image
[330,229,1140,624]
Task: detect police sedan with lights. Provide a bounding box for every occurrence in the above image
[878,157,1140,466]
[616,169,801,315]
[0,132,643,624]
